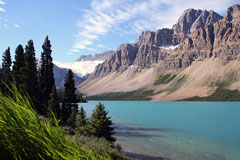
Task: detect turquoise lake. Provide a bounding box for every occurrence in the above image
[79,101,240,160]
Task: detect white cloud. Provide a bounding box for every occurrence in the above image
[69,49,80,53]
[86,48,97,51]
[73,40,92,50]
[0,0,5,5]
[69,0,238,53]
[0,7,5,12]
[14,24,20,28]
[3,23,7,27]
[97,44,105,48]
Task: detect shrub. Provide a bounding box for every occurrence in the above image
[0,87,111,160]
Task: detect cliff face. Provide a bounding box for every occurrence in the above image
[78,4,240,100]
[89,7,225,79]
[172,9,223,34]
[75,50,115,62]
[213,4,240,64]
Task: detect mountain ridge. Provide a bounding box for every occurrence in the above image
[78,4,240,101]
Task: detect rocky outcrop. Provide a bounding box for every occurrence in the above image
[91,44,138,78]
[172,9,223,34]
[84,4,240,85]
[75,50,115,62]
[133,28,173,47]
[213,4,240,64]
[156,4,240,71]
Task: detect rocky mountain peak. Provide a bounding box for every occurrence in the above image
[75,50,115,62]
[225,4,240,21]
[173,8,223,34]
[133,28,173,47]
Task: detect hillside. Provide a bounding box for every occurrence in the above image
[78,4,240,101]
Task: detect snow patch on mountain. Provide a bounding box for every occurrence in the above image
[153,45,179,50]
[53,60,103,77]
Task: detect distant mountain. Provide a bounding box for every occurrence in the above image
[78,4,240,101]
[53,61,103,77]
[75,50,115,62]
[54,50,115,77]
[53,64,87,89]
[52,50,115,88]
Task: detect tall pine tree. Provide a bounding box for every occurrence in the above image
[12,45,25,89]
[88,103,115,142]
[75,106,88,135]
[48,85,61,120]
[62,69,78,126]
[1,47,12,95]
[39,36,55,115]
[22,40,40,112]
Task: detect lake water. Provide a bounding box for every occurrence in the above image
[79,101,240,160]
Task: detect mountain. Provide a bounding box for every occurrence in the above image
[54,50,115,77]
[53,64,87,89]
[75,50,115,62]
[53,50,115,88]
[172,9,223,34]
[78,4,240,101]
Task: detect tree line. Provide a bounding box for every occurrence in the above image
[0,36,115,142]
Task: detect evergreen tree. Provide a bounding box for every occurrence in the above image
[48,85,61,120]
[39,36,55,114]
[22,40,40,112]
[1,47,12,94]
[88,103,115,142]
[62,69,78,126]
[12,45,25,88]
[75,106,88,135]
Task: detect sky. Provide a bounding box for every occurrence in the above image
[0,0,239,63]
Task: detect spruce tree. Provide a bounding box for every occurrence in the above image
[48,85,61,120]
[62,69,78,126]
[89,103,115,142]
[75,106,87,135]
[39,36,55,114]
[12,45,25,89]
[1,47,12,94]
[22,40,40,112]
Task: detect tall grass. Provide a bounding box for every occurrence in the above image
[0,86,111,160]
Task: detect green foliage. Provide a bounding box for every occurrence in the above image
[88,103,116,142]
[77,92,87,103]
[62,69,78,126]
[72,135,130,160]
[88,89,154,101]
[0,86,111,160]
[75,106,88,135]
[12,45,25,89]
[1,47,12,95]
[167,74,187,93]
[48,85,61,120]
[183,83,240,101]
[2,47,12,75]
[39,36,55,114]
[154,73,176,85]
[22,40,40,112]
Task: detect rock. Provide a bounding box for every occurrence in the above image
[86,4,240,80]
[133,28,173,47]
[172,8,222,34]
[75,50,115,62]
[213,4,240,64]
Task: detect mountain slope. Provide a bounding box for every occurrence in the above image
[78,4,240,101]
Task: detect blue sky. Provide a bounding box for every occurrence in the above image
[0,0,238,63]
